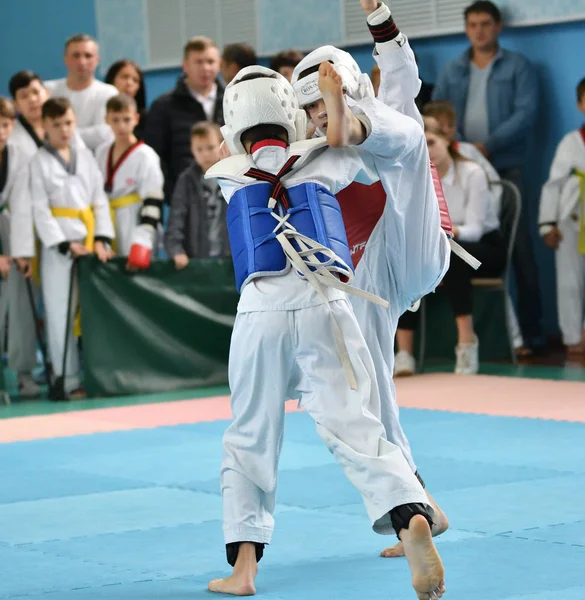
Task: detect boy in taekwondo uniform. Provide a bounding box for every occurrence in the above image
[95,94,164,268]
[30,97,114,397]
[539,77,585,355]
[291,1,458,556]
[204,63,446,600]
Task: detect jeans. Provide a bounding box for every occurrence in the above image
[497,166,544,348]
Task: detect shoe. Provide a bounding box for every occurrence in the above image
[18,373,41,398]
[455,337,479,375]
[394,351,416,377]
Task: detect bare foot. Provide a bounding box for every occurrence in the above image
[317,61,366,148]
[381,492,449,558]
[208,543,258,596]
[400,515,446,599]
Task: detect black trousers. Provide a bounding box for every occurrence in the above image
[399,229,507,330]
[497,166,544,347]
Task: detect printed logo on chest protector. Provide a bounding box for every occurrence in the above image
[301,81,319,96]
[125,178,135,186]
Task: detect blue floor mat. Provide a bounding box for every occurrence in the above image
[1,409,585,599]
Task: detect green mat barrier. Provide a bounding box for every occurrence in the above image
[78,257,238,397]
[77,256,512,397]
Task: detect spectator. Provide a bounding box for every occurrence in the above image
[45,34,118,151]
[0,97,40,397]
[104,59,148,139]
[221,43,257,85]
[395,119,506,376]
[538,78,585,356]
[424,107,527,354]
[269,49,304,82]
[8,71,49,156]
[164,121,230,267]
[30,97,115,398]
[95,94,164,260]
[432,0,543,351]
[144,36,224,202]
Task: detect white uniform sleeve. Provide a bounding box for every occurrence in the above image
[374,36,423,130]
[355,97,421,165]
[457,165,491,242]
[539,134,575,226]
[138,150,165,200]
[89,156,115,240]
[349,97,450,310]
[9,163,36,258]
[30,154,68,248]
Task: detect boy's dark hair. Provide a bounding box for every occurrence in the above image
[0,98,16,120]
[184,36,217,59]
[222,43,257,69]
[191,120,223,140]
[106,93,137,114]
[241,124,288,150]
[464,1,502,23]
[577,77,585,103]
[422,100,457,126]
[42,97,73,120]
[65,33,98,52]
[269,49,304,73]
[104,59,146,110]
[9,70,44,99]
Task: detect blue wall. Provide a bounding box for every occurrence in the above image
[0,0,583,335]
[0,0,97,94]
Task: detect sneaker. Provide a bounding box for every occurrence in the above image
[455,337,479,375]
[18,373,41,398]
[394,350,416,377]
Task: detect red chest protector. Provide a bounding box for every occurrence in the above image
[335,162,452,268]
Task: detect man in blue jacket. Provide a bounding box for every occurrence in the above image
[432,0,543,352]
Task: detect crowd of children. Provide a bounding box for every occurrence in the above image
[0,3,583,401]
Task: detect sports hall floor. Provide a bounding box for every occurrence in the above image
[1,358,585,600]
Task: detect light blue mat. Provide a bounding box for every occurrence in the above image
[1,409,584,599]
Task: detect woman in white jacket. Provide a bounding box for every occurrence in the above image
[395,119,506,375]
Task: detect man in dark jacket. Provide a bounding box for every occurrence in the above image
[144,36,225,201]
[164,122,230,264]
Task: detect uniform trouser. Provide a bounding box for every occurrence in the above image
[222,299,429,547]
[350,295,417,473]
[40,246,80,391]
[556,220,585,346]
[0,213,37,375]
[6,265,38,373]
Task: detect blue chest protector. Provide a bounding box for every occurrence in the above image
[226,181,353,292]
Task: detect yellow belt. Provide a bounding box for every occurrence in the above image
[573,168,585,254]
[109,193,142,252]
[51,206,95,252]
[50,206,96,337]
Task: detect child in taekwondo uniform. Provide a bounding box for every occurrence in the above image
[539,77,585,355]
[0,97,40,397]
[205,64,446,600]
[291,1,452,558]
[95,94,164,268]
[30,97,114,397]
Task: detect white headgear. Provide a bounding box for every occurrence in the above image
[291,45,374,108]
[221,65,307,155]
